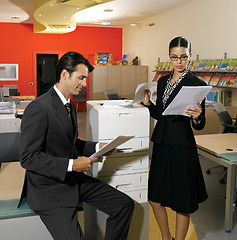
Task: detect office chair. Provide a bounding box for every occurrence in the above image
[0,118,21,169]
[104,89,120,100]
[206,102,237,183]
[0,132,20,170]
[73,86,87,111]
[214,102,237,133]
[0,132,20,163]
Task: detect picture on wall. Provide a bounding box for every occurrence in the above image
[0,64,18,81]
[95,53,113,65]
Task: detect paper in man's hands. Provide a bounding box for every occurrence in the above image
[89,136,134,161]
[162,86,212,117]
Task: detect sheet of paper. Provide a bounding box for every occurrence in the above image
[89,135,134,159]
[162,86,212,117]
[103,100,132,107]
[120,82,157,107]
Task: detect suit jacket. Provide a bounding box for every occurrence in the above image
[147,71,206,146]
[19,87,96,210]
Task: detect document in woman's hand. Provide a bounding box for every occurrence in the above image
[162,86,212,117]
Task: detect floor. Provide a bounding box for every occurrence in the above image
[191,156,237,240]
[77,111,237,239]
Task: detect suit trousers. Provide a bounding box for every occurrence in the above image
[36,177,134,240]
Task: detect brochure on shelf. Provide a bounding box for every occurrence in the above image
[227,73,237,87]
[191,60,201,71]
[219,73,231,86]
[196,59,208,71]
[209,73,222,86]
[152,71,160,82]
[227,58,237,72]
[218,58,231,71]
[197,72,205,80]
[203,72,213,85]
[204,59,222,71]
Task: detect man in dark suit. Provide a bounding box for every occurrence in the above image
[19,51,134,240]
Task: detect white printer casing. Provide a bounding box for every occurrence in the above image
[85,100,150,240]
[86,100,149,203]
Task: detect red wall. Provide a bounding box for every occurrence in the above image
[0,23,122,97]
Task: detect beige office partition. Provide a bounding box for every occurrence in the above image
[107,66,122,96]
[90,65,148,100]
[90,65,108,100]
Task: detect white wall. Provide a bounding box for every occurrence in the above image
[123,0,237,82]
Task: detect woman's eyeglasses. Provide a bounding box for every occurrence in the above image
[170,55,189,61]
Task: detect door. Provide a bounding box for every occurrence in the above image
[36,54,58,97]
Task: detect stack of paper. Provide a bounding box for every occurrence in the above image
[0,101,16,113]
[0,101,16,119]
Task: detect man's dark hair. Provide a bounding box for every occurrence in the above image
[54,51,94,83]
[169,36,191,54]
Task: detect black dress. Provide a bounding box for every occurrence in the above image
[147,70,208,214]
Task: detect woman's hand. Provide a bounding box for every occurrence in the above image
[142,89,151,106]
[185,101,202,121]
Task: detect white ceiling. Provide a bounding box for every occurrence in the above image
[1,0,197,27]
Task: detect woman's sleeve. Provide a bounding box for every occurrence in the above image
[146,102,159,120]
[191,98,206,130]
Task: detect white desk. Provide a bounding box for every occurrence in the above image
[195,133,237,232]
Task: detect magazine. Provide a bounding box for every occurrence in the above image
[191,60,201,71]
[203,72,213,85]
[196,59,207,71]
[227,73,237,87]
[204,59,222,71]
[219,73,231,86]
[227,58,237,72]
[218,58,231,71]
[209,73,222,86]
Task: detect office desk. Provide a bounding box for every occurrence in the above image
[195,133,237,232]
[12,96,35,101]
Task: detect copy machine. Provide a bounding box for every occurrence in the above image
[84,100,150,240]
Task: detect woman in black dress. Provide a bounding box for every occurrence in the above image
[142,36,208,240]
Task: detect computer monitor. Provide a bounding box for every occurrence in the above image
[3,85,18,96]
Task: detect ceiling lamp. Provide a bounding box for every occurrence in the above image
[11,17,20,21]
[34,0,113,34]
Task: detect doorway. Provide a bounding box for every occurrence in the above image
[36,54,58,97]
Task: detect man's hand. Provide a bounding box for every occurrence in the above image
[72,157,98,173]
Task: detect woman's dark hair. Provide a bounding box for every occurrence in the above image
[54,51,94,83]
[169,36,191,54]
